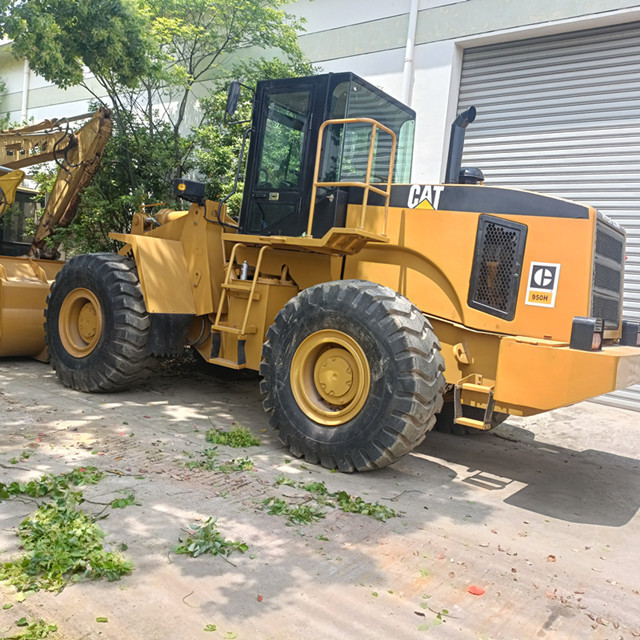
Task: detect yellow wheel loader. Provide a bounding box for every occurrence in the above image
[0,108,112,360]
[42,73,640,471]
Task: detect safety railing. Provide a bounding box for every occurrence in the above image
[306,117,397,238]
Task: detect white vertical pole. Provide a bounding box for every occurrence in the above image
[401,0,420,106]
[20,59,30,122]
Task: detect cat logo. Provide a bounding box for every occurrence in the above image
[525,262,561,307]
[407,184,445,210]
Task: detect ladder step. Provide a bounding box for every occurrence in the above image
[460,382,494,394]
[221,282,261,299]
[208,357,246,370]
[454,417,491,430]
[211,324,257,335]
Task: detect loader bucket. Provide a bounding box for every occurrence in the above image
[0,256,63,361]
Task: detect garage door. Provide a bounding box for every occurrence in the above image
[458,21,640,411]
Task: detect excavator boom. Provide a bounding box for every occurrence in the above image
[0,108,112,361]
[0,107,112,257]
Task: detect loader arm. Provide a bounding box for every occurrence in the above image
[0,108,113,258]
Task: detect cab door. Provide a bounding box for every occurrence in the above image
[240,80,320,237]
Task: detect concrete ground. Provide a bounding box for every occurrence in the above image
[1,357,639,640]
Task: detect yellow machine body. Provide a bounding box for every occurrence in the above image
[0,256,63,360]
[6,72,640,472]
[111,181,640,420]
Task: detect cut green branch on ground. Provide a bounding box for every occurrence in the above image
[205,425,260,448]
[0,467,131,593]
[0,467,105,502]
[3,618,58,639]
[175,518,248,558]
[218,457,255,474]
[262,497,326,525]
[110,491,140,509]
[180,448,255,474]
[263,479,396,524]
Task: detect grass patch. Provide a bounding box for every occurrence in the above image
[205,425,260,448]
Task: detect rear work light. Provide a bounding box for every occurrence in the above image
[621,320,640,347]
[570,317,604,351]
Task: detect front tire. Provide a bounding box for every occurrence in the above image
[260,280,446,471]
[45,253,155,392]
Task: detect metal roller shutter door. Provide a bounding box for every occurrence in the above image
[458,21,640,411]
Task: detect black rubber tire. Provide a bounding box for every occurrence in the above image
[260,280,446,472]
[45,253,156,392]
[434,401,507,435]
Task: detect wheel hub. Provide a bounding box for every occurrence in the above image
[314,348,356,404]
[291,330,370,426]
[59,288,103,358]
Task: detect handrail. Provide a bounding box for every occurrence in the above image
[307,117,397,238]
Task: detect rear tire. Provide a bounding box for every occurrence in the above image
[45,253,155,392]
[260,280,446,471]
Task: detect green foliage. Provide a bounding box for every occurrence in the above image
[0,467,131,592]
[2,0,159,90]
[262,497,326,525]
[0,467,105,502]
[3,618,58,640]
[263,478,397,524]
[333,491,396,522]
[110,491,139,509]
[217,457,255,474]
[0,498,132,591]
[3,0,315,253]
[274,474,296,487]
[205,425,260,448]
[183,447,219,471]
[174,518,248,558]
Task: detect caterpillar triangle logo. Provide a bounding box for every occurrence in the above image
[525,262,561,307]
[407,185,444,210]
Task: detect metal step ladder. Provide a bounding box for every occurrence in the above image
[453,374,496,430]
[209,243,269,368]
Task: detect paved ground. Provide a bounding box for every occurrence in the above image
[1,357,640,639]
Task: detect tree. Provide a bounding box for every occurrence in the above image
[0,0,314,253]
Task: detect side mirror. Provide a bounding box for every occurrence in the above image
[225,81,242,118]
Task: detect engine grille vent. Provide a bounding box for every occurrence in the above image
[468,215,527,321]
[592,219,624,330]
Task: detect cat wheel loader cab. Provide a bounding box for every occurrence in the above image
[44,72,640,472]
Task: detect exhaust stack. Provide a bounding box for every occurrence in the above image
[445,106,476,184]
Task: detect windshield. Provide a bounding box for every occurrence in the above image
[320,80,415,184]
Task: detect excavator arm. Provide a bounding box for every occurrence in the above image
[0,107,113,258]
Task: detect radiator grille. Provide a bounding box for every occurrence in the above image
[468,216,527,320]
[592,219,625,330]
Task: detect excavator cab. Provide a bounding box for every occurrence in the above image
[238,72,416,238]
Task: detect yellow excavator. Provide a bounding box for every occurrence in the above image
[8,73,640,472]
[0,108,112,360]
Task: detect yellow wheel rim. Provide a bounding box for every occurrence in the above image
[291,329,371,426]
[59,288,103,358]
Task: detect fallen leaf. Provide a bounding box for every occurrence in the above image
[468,585,485,596]
[257,595,263,602]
